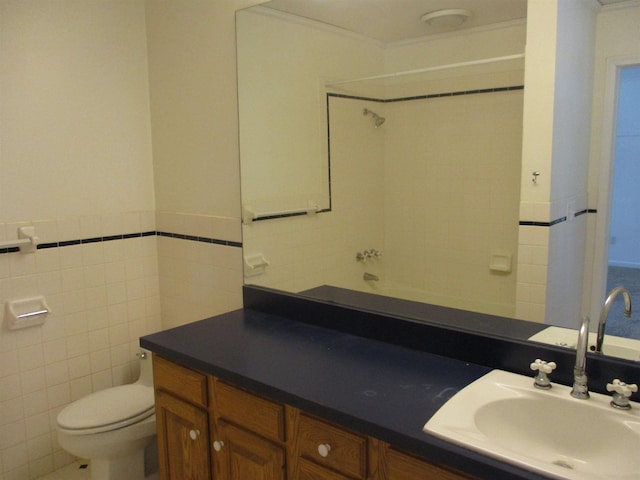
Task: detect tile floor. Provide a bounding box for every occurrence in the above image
[35,461,159,480]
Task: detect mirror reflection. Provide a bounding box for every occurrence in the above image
[237,0,640,359]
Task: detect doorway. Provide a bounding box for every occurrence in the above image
[604,65,640,338]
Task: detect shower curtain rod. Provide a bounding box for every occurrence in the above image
[325,53,525,87]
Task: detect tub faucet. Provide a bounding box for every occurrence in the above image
[363,272,379,281]
[596,286,632,354]
[571,315,590,399]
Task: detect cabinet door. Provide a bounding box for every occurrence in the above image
[215,420,285,480]
[156,390,211,480]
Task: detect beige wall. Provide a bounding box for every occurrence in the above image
[0,1,160,478]
[145,1,260,329]
[1,0,639,478]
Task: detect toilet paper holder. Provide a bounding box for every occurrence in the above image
[5,296,51,330]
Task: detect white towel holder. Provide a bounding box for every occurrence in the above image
[244,254,270,277]
[0,226,39,253]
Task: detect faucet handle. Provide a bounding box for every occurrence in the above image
[530,359,557,374]
[606,379,638,409]
[530,359,556,389]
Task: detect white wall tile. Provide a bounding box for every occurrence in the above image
[0,209,161,476]
[20,369,45,396]
[1,442,27,473]
[22,390,48,417]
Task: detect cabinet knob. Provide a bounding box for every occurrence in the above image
[213,440,225,452]
[189,429,200,440]
[317,443,331,457]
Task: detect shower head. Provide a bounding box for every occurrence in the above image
[363,108,385,128]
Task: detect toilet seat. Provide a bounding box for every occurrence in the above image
[57,384,155,435]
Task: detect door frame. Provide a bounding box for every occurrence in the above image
[590,55,640,319]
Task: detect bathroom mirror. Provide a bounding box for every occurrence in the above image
[237,0,640,357]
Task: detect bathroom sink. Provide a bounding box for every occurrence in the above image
[424,369,640,479]
[529,326,640,361]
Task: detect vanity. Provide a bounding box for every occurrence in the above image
[141,286,640,480]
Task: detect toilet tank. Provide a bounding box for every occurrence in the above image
[136,348,154,387]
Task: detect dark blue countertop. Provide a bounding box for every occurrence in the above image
[141,308,552,479]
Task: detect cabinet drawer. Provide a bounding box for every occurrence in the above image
[213,378,285,443]
[384,445,476,480]
[153,355,207,408]
[297,414,367,479]
[298,457,354,480]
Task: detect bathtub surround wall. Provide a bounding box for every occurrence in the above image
[240,7,526,317]
[381,89,523,316]
[319,87,523,317]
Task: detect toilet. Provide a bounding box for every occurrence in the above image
[56,348,156,480]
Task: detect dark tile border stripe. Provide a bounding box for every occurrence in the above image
[327,85,524,104]
[519,209,597,227]
[156,231,242,248]
[0,231,242,255]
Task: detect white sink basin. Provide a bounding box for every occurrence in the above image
[529,326,640,362]
[424,369,640,479]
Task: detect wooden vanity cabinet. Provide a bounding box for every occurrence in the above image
[152,356,477,480]
[153,355,211,480]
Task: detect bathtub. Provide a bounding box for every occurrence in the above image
[358,283,515,318]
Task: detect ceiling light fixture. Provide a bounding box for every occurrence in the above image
[421,9,471,28]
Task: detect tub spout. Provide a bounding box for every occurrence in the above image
[363,272,379,282]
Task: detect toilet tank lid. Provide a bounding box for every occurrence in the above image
[57,384,154,430]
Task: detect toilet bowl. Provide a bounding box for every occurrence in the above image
[57,348,156,480]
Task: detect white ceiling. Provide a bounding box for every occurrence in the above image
[263,0,628,44]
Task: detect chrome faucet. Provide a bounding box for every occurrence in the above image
[596,286,632,354]
[571,315,590,399]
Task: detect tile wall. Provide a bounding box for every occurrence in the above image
[156,212,244,329]
[382,88,523,316]
[0,212,161,480]
[515,197,589,325]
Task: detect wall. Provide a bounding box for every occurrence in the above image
[381,90,522,316]
[585,1,640,319]
[516,0,596,326]
[145,1,262,328]
[0,2,159,479]
[378,23,525,316]
[240,9,526,314]
[239,7,386,293]
[236,7,384,213]
[608,67,640,267]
